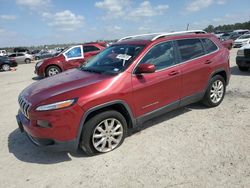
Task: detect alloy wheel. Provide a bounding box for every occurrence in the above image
[2,64,10,71]
[92,118,124,153]
[48,67,59,76]
[210,80,224,104]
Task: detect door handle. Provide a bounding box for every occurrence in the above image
[168,70,180,76]
[204,60,212,64]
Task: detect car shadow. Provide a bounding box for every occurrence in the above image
[32,76,43,80]
[231,66,250,76]
[8,104,204,163]
[8,129,87,164]
[127,106,194,136]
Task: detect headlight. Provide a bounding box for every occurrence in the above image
[237,50,244,57]
[36,61,43,67]
[36,99,76,111]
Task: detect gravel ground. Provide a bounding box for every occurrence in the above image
[0,49,250,188]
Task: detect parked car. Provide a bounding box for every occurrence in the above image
[8,53,34,64]
[16,30,230,155]
[35,42,106,77]
[233,34,250,48]
[236,44,250,71]
[34,51,55,60]
[0,50,7,56]
[0,56,17,71]
[13,47,29,53]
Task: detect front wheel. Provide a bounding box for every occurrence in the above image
[202,75,226,107]
[1,64,10,71]
[45,65,61,77]
[80,110,127,155]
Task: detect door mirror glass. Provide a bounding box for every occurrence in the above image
[136,63,156,74]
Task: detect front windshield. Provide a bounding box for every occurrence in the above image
[80,44,145,74]
[238,35,250,39]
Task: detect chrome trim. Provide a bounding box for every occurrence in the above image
[132,37,219,75]
[18,95,31,119]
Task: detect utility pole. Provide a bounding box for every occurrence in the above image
[186,23,190,31]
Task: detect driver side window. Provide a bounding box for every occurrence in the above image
[139,41,176,70]
[65,47,82,59]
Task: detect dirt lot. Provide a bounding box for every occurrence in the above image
[0,49,250,188]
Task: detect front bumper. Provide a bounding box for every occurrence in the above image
[34,65,45,77]
[236,56,250,67]
[16,104,83,152]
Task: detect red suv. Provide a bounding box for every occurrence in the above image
[16,31,230,155]
[35,42,107,77]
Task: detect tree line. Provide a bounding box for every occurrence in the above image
[204,20,250,33]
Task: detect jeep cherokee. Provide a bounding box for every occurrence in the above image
[16,30,230,155]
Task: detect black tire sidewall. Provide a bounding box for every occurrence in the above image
[203,75,226,107]
[80,110,127,156]
[25,58,31,64]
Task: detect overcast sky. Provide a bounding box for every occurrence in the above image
[0,0,249,47]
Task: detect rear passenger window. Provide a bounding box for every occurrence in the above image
[139,41,176,70]
[176,39,205,62]
[83,46,100,53]
[201,38,218,53]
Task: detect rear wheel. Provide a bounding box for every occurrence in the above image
[25,58,31,64]
[202,75,226,107]
[238,66,249,72]
[45,65,61,77]
[80,110,127,156]
[1,64,10,71]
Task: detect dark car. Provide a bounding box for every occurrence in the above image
[236,44,250,71]
[16,30,230,155]
[34,51,55,60]
[35,42,106,77]
[0,56,17,71]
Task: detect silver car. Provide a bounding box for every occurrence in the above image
[8,53,34,64]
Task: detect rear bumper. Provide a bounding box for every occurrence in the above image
[16,111,79,152]
[236,56,250,67]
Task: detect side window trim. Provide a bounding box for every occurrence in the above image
[133,40,178,73]
[63,45,84,61]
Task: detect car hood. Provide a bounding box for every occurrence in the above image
[235,39,250,43]
[239,44,250,49]
[20,68,112,105]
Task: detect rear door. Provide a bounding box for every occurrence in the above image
[175,38,213,102]
[132,41,181,117]
[16,53,25,64]
[83,45,101,61]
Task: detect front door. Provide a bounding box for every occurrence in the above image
[63,45,84,69]
[132,41,181,117]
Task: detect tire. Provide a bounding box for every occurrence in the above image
[1,64,10,71]
[202,75,226,107]
[45,65,61,77]
[25,58,31,64]
[80,110,127,156]
[238,66,249,72]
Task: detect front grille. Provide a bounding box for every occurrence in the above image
[18,96,31,119]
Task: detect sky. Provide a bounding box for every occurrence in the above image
[0,0,249,47]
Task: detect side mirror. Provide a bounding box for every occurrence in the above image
[136,63,156,74]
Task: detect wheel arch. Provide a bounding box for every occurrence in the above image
[76,100,136,145]
[210,68,228,85]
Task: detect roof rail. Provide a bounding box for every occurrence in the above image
[118,30,207,42]
[118,32,163,42]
